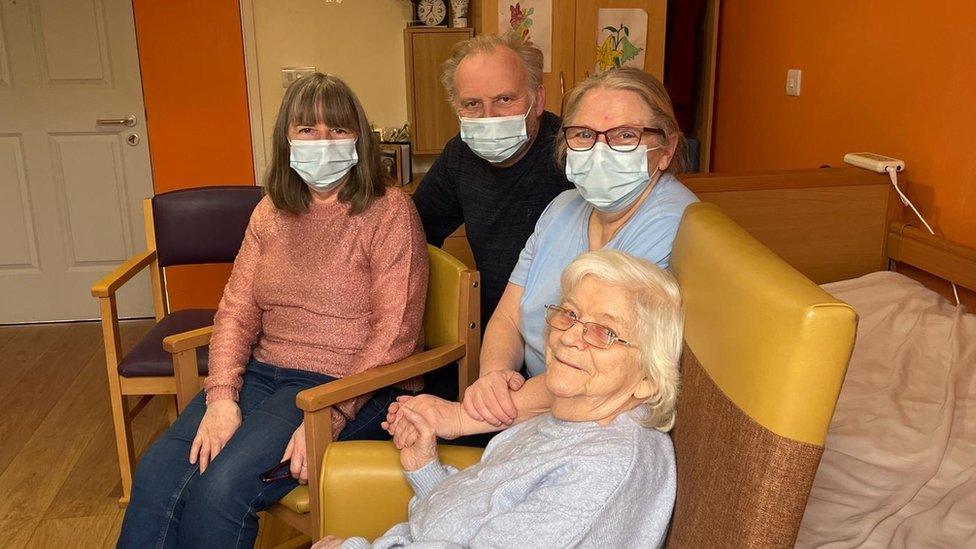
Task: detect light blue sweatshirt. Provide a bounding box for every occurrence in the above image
[340,409,676,548]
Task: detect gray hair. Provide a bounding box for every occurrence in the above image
[440,33,543,105]
[559,250,683,432]
[555,67,687,174]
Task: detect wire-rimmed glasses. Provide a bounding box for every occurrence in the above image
[544,304,631,349]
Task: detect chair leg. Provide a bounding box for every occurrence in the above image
[166,396,179,424]
[108,383,136,507]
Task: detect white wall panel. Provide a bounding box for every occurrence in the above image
[50,133,131,267]
[32,0,111,85]
[0,136,38,270]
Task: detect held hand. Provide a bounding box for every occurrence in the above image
[189,399,242,473]
[461,370,525,427]
[394,407,438,472]
[383,394,463,441]
[281,422,309,484]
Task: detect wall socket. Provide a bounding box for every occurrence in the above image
[281,66,316,88]
[786,69,802,96]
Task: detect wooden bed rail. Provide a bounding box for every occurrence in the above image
[886,222,976,293]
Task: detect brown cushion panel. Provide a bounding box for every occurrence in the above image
[666,346,824,549]
[118,309,215,378]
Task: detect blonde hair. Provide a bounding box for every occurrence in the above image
[555,67,687,174]
[266,73,386,215]
[440,33,543,105]
[559,250,683,432]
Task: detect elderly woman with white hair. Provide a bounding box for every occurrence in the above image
[315,250,683,549]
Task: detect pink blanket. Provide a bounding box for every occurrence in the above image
[797,272,976,548]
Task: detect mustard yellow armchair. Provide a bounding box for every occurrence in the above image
[257,245,482,540]
[300,203,857,547]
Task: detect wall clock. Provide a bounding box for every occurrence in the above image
[416,0,448,27]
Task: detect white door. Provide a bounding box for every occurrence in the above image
[0,0,154,323]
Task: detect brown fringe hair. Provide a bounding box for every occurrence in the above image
[265,73,386,215]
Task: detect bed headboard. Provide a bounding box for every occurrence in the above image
[682,168,899,285]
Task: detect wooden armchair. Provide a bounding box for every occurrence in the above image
[90,185,263,506]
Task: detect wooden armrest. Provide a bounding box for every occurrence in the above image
[91,249,156,298]
[297,343,465,412]
[163,326,214,354]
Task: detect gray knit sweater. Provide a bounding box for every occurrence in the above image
[340,409,676,548]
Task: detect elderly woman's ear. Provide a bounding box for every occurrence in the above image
[635,377,657,400]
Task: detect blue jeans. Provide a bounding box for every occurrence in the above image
[118,358,407,548]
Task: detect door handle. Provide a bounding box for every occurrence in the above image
[559,71,565,96]
[97,115,137,127]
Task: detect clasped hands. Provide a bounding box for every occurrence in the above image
[382,369,525,471]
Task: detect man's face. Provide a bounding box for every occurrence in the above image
[453,48,542,121]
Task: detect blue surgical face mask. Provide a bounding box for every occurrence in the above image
[289,138,358,192]
[565,142,662,212]
[458,97,534,164]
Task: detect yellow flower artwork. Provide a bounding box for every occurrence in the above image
[596,35,623,72]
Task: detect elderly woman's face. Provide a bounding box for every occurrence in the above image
[544,276,653,418]
[569,88,671,171]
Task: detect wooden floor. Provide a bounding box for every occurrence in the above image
[0,320,299,548]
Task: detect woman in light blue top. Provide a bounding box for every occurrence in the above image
[461,68,698,427]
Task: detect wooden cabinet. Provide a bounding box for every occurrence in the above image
[404,27,475,154]
[478,0,666,114]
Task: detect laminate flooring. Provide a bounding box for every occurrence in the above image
[0,321,297,548]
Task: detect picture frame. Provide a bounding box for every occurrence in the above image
[379,141,412,187]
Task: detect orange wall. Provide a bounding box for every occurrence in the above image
[712,1,976,251]
[133,0,255,310]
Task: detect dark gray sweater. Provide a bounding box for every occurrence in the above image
[412,112,573,330]
[339,410,676,548]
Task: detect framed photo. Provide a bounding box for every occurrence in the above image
[379,141,412,187]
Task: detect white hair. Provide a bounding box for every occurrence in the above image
[559,250,683,431]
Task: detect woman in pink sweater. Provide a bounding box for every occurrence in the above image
[118,73,428,549]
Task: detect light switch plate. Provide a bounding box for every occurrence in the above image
[786,69,802,96]
[281,66,316,88]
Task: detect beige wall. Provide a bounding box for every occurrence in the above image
[251,0,413,146]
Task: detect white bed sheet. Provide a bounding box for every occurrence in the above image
[796,271,976,548]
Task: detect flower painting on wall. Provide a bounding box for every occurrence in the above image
[595,8,649,73]
[498,0,552,71]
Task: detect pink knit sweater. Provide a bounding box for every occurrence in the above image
[204,188,428,437]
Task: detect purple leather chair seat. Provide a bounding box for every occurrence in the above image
[118,309,216,377]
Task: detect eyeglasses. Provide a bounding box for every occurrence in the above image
[562,125,665,152]
[544,304,631,349]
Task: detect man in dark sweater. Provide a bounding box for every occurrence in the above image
[413,34,572,332]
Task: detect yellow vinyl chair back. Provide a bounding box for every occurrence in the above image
[665,202,857,547]
[424,245,466,348]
